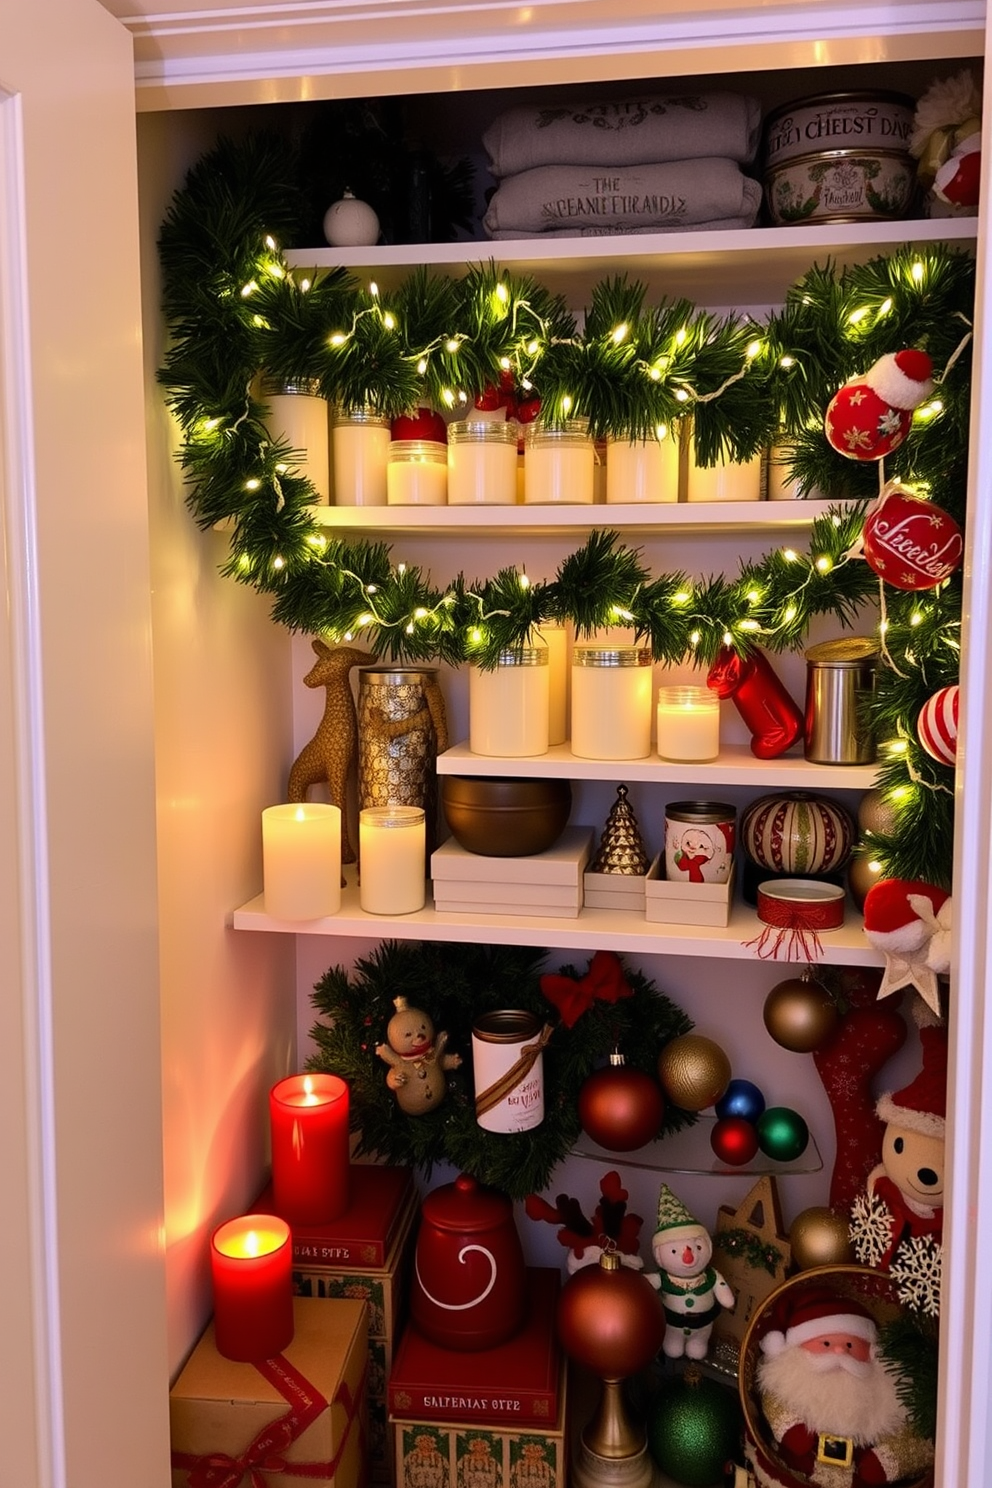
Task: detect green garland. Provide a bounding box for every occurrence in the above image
[158,132,975,887]
[711,1227,784,1277]
[307,941,693,1199]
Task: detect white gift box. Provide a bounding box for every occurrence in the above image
[645,856,736,927]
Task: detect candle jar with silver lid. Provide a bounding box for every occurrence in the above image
[606,430,679,504]
[570,645,653,760]
[260,376,331,504]
[331,406,391,506]
[804,637,879,764]
[447,419,518,505]
[386,439,448,505]
[469,645,550,757]
[523,417,595,504]
[664,801,736,885]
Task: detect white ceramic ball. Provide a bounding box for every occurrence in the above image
[323,191,380,248]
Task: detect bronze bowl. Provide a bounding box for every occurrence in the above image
[440,775,572,857]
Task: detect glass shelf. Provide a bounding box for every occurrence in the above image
[573,1112,822,1177]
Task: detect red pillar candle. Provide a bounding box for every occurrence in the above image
[269,1073,350,1225]
[210,1214,294,1362]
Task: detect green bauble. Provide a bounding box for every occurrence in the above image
[646,1368,743,1487]
[756,1106,809,1162]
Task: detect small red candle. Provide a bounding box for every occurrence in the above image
[210,1214,294,1362]
[269,1073,350,1225]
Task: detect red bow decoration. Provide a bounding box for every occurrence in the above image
[525,1169,644,1260]
[475,369,541,424]
[540,949,633,1028]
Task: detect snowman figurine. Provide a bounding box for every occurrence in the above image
[647,1184,734,1359]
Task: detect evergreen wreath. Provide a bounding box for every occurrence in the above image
[307,941,693,1199]
[158,131,976,888]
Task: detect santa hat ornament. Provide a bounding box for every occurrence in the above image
[759,1286,876,1359]
[824,349,934,462]
[653,1183,702,1242]
[876,1025,948,1139]
[862,877,953,1014]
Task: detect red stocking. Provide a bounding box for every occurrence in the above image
[707,647,804,759]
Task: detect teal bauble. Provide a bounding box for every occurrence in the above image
[646,1368,743,1487]
[756,1106,810,1162]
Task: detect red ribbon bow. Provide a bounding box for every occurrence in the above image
[540,949,633,1028]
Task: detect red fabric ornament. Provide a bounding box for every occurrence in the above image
[934,133,981,206]
[710,1116,760,1166]
[391,406,448,442]
[540,949,633,1028]
[811,969,908,1209]
[861,481,964,590]
[524,1169,644,1266]
[578,1060,665,1151]
[474,369,541,424]
[707,647,804,759]
[824,348,933,461]
[917,683,959,764]
[863,877,952,1013]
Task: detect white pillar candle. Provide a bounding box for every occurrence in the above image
[261,378,331,504]
[447,420,518,505]
[606,432,679,503]
[359,806,426,914]
[387,439,448,505]
[686,441,763,502]
[523,419,594,504]
[332,411,391,506]
[262,803,341,920]
[571,647,653,760]
[469,648,550,757]
[656,685,721,761]
[539,624,569,746]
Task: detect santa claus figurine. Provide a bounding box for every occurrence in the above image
[755,1287,934,1486]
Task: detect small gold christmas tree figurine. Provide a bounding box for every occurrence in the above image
[589,785,650,875]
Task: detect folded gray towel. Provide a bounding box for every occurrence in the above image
[486,216,759,238]
[482,160,762,237]
[483,92,761,177]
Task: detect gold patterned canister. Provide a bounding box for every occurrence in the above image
[472,1010,550,1133]
[357,667,448,854]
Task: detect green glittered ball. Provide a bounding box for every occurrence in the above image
[647,1368,743,1486]
[756,1106,809,1162]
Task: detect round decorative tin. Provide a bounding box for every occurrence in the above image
[763,91,915,170]
[756,879,845,930]
[664,800,736,885]
[765,147,915,225]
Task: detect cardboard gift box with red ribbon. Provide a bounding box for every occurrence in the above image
[170,1297,368,1488]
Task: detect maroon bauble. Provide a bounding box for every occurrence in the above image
[557,1251,666,1378]
[710,1116,760,1166]
[917,684,959,765]
[862,484,963,591]
[578,1058,665,1151]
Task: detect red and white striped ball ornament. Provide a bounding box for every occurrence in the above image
[917,684,960,765]
[824,348,934,462]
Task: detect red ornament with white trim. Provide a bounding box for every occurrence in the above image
[917,683,959,765]
[861,482,964,591]
[824,348,934,461]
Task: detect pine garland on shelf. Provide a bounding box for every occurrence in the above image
[158,131,975,887]
[307,941,693,1199]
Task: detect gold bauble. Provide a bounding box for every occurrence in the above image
[763,975,838,1052]
[789,1206,854,1270]
[848,849,885,911]
[657,1034,732,1111]
[857,787,900,838]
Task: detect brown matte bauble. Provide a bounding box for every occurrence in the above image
[789,1206,855,1270]
[578,1063,665,1151]
[763,976,839,1052]
[557,1252,666,1378]
[857,786,900,838]
[848,849,885,911]
[657,1035,732,1111]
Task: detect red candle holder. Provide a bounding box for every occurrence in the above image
[210,1214,294,1362]
[269,1073,351,1225]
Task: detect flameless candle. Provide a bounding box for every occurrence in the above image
[210,1213,294,1361]
[571,646,653,760]
[359,806,426,914]
[523,419,594,504]
[656,685,722,762]
[261,377,330,503]
[387,440,448,505]
[269,1072,351,1225]
[606,433,679,503]
[262,803,341,920]
[447,420,518,505]
[331,409,390,505]
[686,443,763,502]
[469,647,550,757]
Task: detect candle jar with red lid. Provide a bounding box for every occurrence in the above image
[210,1213,294,1362]
[269,1072,350,1225]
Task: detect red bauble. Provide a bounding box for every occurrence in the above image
[917,684,959,765]
[862,484,963,591]
[578,1060,665,1152]
[391,406,447,442]
[824,349,933,462]
[557,1252,666,1378]
[710,1116,760,1166]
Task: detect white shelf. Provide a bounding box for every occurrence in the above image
[232,869,880,964]
[574,1113,823,1177]
[437,740,878,790]
[308,497,859,537]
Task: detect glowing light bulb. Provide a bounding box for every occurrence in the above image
[496,283,509,303]
[674,388,690,403]
[264,235,277,251]
[240,280,258,298]
[912,261,924,283]
[746,339,762,359]
[369,281,379,298]
[611,323,628,344]
[445,339,459,353]
[245,478,261,491]
[417,358,427,374]
[815,556,833,573]
[780,355,795,368]
[782,549,798,562]
[499,356,511,371]
[383,312,396,330]
[329,332,347,347]
[358,613,374,627]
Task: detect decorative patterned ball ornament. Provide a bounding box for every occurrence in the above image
[917,683,960,765]
[710,1116,760,1167]
[824,348,933,461]
[322,188,381,247]
[646,1366,744,1487]
[857,786,900,838]
[756,1106,809,1162]
[715,1078,766,1124]
[788,1205,855,1270]
[861,482,964,591]
[763,974,839,1052]
[741,792,855,876]
[556,1250,666,1378]
[848,850,885,911]
[578,1054,665,1151]
[657,1035,732,1112]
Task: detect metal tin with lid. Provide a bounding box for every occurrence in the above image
[571,645,653,760]
[762,90,915,169]
[664,800,736,885]
[804,637,879,764]
[472,1009,546,1133]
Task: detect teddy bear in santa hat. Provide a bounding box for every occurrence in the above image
[754,1285,934,1487]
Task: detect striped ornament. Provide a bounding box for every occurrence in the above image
[917,684,959,766]
[741,792,855,876]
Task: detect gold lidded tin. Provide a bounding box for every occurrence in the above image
[664,800,736,885]
[804,637,879,765]
[472,1009,547,1133]
[763,90,915,169]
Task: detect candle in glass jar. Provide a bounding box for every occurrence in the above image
[656,686,721,761]
[686,441,763,502]
[606,430,679,504]
[523,419,594,504]
[447,420,518,505]
[261,377,330,504]
[571,647,653,760]
[261,803,341,920]
[469,647,550,757]
[332,409,391,506]
[270,1072,351,1225]
[359,806,426,914]
[210,1214,294,1362]
[387,440,448,505]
